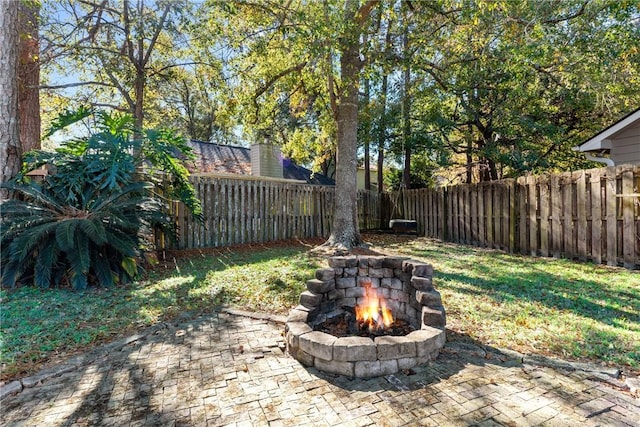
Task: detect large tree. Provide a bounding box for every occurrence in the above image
[0,0,21,198]
[408,0,640,182]
[18,0,41,153]
[201,0,379,249]
[326,0,378,249]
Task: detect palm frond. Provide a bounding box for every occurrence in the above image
[9,221,59,263]
[78,219,107,246]
[92,252,115,287]
[55,220,78,252]
[34,240,61,288]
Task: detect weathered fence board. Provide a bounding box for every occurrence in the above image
[399,165,638,268]
[162,166,638,269]
[163,175,390,251]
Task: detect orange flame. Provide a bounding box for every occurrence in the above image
[355,281,394,331]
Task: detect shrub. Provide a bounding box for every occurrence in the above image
[0,109,200,289]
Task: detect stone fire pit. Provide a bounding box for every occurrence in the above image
[285,255,446,378]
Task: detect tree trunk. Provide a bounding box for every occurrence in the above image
[363,76,371,191]
[134,70,145,135]
[18,1,40,153]
[377,73,387,228]
[377,17,392,228]
[325,0,366,250]
[401,21,411,189]
[1,1,21,199]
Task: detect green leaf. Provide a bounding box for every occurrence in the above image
[121,257,138,279]
[55,220,78,252]
[34,240,60,289]
[44,106,93,139]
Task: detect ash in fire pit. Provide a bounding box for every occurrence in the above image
[285,255,446,378]
[314,308,416,339]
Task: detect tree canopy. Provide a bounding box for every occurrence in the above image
[34,0,640,247]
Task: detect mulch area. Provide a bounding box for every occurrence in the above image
[155,232,417,266]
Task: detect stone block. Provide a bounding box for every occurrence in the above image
[315,358,354,377]
[378,287,390,299]
[403,259,433,276]
[354,359,398,378]
[299,291,322,309]
[422,306,446,328]
[307,279,335,294]
[375,336,417,360]
[368,257,383,268]
[381,278,403,290]
[383,268,394,278]
[315,268,336,281]
[369,268,385,278]
[385,299,401,314]
[320,299,337,313]
[407,328,446,357]
[402,259,416,273]
[404,306,419,327]
[285,322,312,349]
[357,277,379,288]
[343,267,358,277]
[397,357,418,370]
[345,287,366,298]
[357,256,371,267]
[358,267,369,277]
[412,263,434,278]
[390,289,409,303]
[336,277,356,289]
[333,337,377,362]
[328,257,348,268]
[327,289,345,301]
[340,297,356,307]
[299,331,336,360]
[286,309,309,323]
[394,269,411,282]
[411,276,434,291]
[291,348,314,367]
[416,290,442,307]
[382,256,409,269]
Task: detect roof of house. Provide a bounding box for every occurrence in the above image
[186,140,334,186]
[573,107,640,153]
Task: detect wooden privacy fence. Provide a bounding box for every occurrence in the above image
[400,165,640,269]
[163,175,387,250]
[162,166,638,269]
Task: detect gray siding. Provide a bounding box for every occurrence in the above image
[611,121,640,165]
[250,144,284,178]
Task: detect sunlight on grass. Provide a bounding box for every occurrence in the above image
[1,236,637,381]
[388,237,640,369]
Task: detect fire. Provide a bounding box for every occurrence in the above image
[355,281,394,331]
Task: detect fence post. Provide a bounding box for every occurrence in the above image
[621,166,636,268]
[509,179,517,254]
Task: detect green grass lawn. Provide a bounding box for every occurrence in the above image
[1,234,638,381]
[368,234,639,371]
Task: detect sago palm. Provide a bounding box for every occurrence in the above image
[1,180,169,289]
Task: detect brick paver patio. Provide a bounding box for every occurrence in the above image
[1,311,638,426]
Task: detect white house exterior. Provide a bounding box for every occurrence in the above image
[573,107,640,166]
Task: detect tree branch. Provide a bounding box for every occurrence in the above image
[123,0,137,65]
[142,4,171,66]
[40,81,115,90]
[254,61,308,100]
[356,1,380,26]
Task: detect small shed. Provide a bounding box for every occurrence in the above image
[573,107,640,166]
